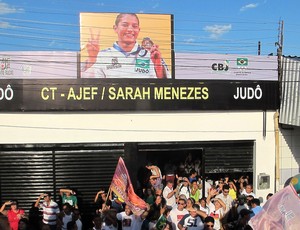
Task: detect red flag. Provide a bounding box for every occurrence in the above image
[110,157,147,215]
[249,185,300,229]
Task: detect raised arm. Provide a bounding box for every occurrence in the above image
[35,194,44,208]
[59,188,73,196]
[0,201,11,214]
[94,190,105,203]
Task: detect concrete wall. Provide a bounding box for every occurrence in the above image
[0,111,277,200]
[279,126,300,188]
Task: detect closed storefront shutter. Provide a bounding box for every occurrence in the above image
[0,143,125,221]
[204,141,254,174]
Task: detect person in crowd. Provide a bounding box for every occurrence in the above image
[249,198,262,218]
[235,209,252,230]
[0,215,10,230]
[58,203,73,230]
[198,179,212,198]
[178,204,206,230]
[91,215,102,230]
[18,218,29,230]
[146,195,166,229]
[168,198,188,230]
[190,180,201,203]
[94,189,108,210]
[215,184,233,213]
[35,192,60,230]
[177,177,191,199]
[72,209,82,230]
[266,193,273,200]
[184,153,194,176]
[206,188,226,230]
[131,210,148,230]
[199,198,209,215]
[245,195,254,210]
[82,13,170,79]
[144,187,156,205]
[146,163,163,196]
[116,204,135,230]
[215,179,224,194]
[186,198,196,210]
[101,209,118,230]
[0,200,26,230]
[97,199,112,216]
[240,184,256,197]
[228,181,237,200]
[177,163,186,178]
[235,195,248,219]
[28,202,42,230]
[163,180,177,208]
[60,188,78,209]
[223,175,230,185]
[155,206,172,230]
[188,169,198,183]
[163,160,177,184]
[194,158,201,176]
[203,216,215,230]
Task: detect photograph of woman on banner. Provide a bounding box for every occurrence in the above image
[81,13,171,79]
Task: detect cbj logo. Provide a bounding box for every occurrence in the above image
[211,61,229,71]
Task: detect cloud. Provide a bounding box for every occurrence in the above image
[0,1,23,14]
[204,24,232,39]
[183,38,195,44]
[240,3,259,12]
[0,21,13,28]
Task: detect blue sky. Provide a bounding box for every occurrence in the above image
[0,0,299,56]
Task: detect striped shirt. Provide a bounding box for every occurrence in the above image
[41,200,60,225]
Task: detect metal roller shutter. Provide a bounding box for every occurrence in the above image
[0,143,125,221]
[204,142,254,174]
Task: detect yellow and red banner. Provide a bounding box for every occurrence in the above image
[110,157,147,215]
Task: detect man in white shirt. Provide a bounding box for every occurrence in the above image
[163,180,177,208]
[168,198,189,230]
[178,177,191,199]
[215,184,233,213]
[34,192,60,230]
[178,204,205,230]
[240,184,256,197]
[116,205,135,230]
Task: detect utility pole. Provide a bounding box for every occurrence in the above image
[276,20,284,82]
[275,19,283,193]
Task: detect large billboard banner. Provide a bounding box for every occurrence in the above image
[0,13,280,111]
[80,13,173,79]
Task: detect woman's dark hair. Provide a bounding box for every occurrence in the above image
[115,13,139,26]
[188,197,195,205]
[10,200,19,205]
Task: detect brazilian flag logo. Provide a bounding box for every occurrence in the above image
[135,58,150,69]
[237,58,248,66]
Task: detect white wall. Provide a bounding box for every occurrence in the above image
[0,111,277,200]
[279,126,300,188]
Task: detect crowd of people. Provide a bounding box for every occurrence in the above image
[0,157,272,230]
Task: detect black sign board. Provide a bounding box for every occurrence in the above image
[0,79,279,111]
